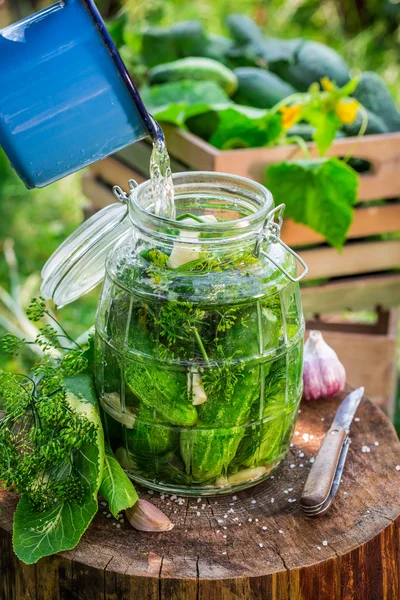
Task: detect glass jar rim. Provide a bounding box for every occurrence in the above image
[128,171,274,244]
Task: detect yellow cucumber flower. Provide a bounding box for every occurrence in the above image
[321,77,334,92]
[280,105,302,130]
[335,98,360,124]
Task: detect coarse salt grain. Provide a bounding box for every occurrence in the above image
[117,524,121,529]
[322,540,328,546]
[248,518,253,522]
[224,514,228,518]
[317,546,321,550]
[255,518,259,522]
[361,446,370,453]
[374,441,379,446]
[290,443,294,447]
[354,417,360,422]
[284,490,289,494]
[310,435,314,440]
[320,417,325,421]
[232,495,237,500]
[223,535,227,539]
[259,543,264,548]
[302,433,309,442]
[197,511,201,516]
[271,498,275,503]
[262,526,267,531]
[295,431,300,436]
[217,519,223,524]
[290,464,295,469]
[251,499,257,504]
[279,529,284,534]
[216,530,220,534]
[396,466,400,471]
[309,457,315,463]
[299,452,304,458]
[299,464,304,468]
[288,488,293,492]
[222,551,227,555]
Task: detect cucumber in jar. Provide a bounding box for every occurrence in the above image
[180,297,283,483]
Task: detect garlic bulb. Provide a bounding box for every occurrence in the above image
[303,330,346,401]
[126,499,174,532]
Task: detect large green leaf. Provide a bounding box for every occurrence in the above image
[266,158,358,249]
[13,374,104,565]
[208,105,283,149]
[100,444,138,518]
[141,80,230,126]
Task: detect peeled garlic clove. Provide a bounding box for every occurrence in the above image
[303,330,346,401]
[187,367,207,405]
[226,466,268,485]
[101,393,136,428]
[126,499,174,532]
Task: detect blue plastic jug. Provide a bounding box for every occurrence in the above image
[0,0,157,188]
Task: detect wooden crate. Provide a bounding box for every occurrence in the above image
[85,131,400,316]
[306,309,398,416]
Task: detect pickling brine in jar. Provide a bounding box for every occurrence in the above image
[95,172,307,495]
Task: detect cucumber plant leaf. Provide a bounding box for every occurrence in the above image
[141,80,231,126]
[266,158,358,249]
[208,105,283,149]
[13,374,105,565]
[100,444,138,518]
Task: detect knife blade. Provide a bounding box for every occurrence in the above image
[301,387,364,511]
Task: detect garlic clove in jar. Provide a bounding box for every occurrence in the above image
[126,499,174,532]
[167,214,218,268]
[101,393,136,428]
[303,330,346,401]
[187,367,207,405]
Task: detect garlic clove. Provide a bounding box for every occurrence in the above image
[115,447,135,470]
[167,215,217,269]
[126,499,174,532]
[101,393,136,428]
[187,367,207,405]
[303,330,346,401]
[226,466,268,485]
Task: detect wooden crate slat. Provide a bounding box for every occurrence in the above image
[89,157,145,188]
[301,274,400,316]
[282,202,400,246]
[82,174,118,210]
[300,239,400,279]
[162,128,400,201]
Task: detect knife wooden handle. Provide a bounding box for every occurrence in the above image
[301,426,347,508]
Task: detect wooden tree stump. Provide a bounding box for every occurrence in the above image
[1,387,400,600]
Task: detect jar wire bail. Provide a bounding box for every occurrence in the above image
[253,204,308,283]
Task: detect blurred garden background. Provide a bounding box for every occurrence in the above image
[0,0,399,425]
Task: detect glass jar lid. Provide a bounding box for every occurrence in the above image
[41,199,130,307]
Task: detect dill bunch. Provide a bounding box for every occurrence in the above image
[0,297,96,511]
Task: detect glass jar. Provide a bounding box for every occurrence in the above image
[94,172,306,495]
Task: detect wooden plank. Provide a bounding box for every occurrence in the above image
[301,274,400,316]
[89,157,144,188]
[82,174,119,211]
[162,128,400,201]
[282,202,400,246]
[163,124,218,171]
[300,240,400,280]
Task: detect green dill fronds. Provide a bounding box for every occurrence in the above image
[60,351,88,376]
[2,334,26,356]
[26,297,46,322]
